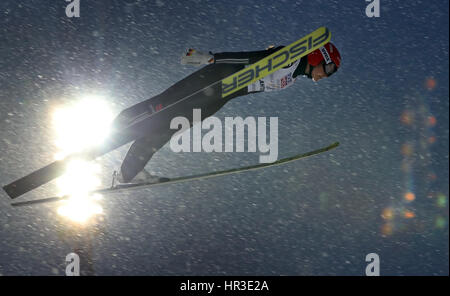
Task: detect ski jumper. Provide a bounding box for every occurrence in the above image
[115,46,308,182]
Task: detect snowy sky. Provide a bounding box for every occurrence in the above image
[0,0,448,275]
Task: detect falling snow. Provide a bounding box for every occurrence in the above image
[0,0,448,276]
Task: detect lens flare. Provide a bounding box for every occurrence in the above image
[435,216,446,229]
[401,143,414,157]
[52,96,114,158]
[403,210,415,219]
[57,194,103,223]
[404,192,416,202]
[400,110,414,126]
[381,223,393,237]
[56,159,101,195]
[427,136,436,144]
[381,207,394,220]
[425,77,437,90]
[52,95,113,223]
[427,116,437,127]
[436,194,447,208]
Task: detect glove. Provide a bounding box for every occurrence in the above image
[181,48,214,65]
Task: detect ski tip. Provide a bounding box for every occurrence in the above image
[330,141,340,148]
[321,141,339,151]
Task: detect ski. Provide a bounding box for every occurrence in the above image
[3,27,331,199]
[221,26,330,97]
[11,141,339,207]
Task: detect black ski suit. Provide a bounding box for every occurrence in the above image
[114,46,307,182]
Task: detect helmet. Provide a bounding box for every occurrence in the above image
[307,42,341,76]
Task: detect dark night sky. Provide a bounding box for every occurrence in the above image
[0,0,448,275]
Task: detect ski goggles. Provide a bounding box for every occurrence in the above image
[323,62,338,77]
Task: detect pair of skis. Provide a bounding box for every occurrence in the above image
[4,27,335,206]
[11,142,339,207]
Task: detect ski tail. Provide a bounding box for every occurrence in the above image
[2,150,98,199]
[3,160,68,199]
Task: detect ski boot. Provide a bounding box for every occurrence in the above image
[112,169,169,188]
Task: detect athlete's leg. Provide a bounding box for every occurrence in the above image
[118,128,175,183]
[117,63,249,182]
[118,88,249,183]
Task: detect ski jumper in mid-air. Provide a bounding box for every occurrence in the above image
[2,28,341,200]
[113,42,342,184]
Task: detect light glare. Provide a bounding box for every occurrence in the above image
[53,95,112,223]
